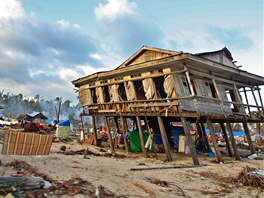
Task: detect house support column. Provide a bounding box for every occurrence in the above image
[80,113,86,141]
[220,122,232,157]
[200,122,211,151]
[242,121,255,154]
[120,116,129,153]
[104,116,115,154]
[182,117,199,165]
[157,116,172,162]
[114,117,121,134]
[92,116,98,146]
[136,116,148,157]
[195,122,209,152]
[207,118,223,163]
[225,121,240,160]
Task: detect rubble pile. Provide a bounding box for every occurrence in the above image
[2,160,119,197]
[237,166,264,189]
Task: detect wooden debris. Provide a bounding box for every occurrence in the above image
[237,166,264,189]
[131,165,205,171]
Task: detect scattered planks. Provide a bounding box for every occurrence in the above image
[131,164,205,171]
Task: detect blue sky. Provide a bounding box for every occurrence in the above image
[0,0,263,103]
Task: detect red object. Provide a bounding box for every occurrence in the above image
[11,173,23,177]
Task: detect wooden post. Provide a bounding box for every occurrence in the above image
[120,116,129,153]
[157,116,172,162]
[80,113,86,141]
[182,117,199,165]
[114,117,121,134]
[212,78,226,115]
[219,122,232,157]
[251,87,260,114]
[242,121,255,154]
[92,116,98,146]
[226,121,240,160]
[207,119,223,163]
[257,85,264,114]
[136,116,148,157]
[195,122,209,152]
[243,87,251,115]
[184,66,195,96]
[200,122,211,151]
[104,116,115,154]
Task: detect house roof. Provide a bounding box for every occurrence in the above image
[117,45,181,69]
[28,112,47,120]
[72,46,264,87]
[195,47,233,61]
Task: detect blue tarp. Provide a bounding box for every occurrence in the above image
[205,129,245,137]
[171,126,185,149]
[57,120,70,126]
[45,118,56,125]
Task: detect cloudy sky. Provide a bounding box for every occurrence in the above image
[0,0,263,104]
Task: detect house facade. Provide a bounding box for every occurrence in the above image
[73,46,264,164]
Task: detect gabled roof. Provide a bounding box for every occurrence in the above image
[28,112,47,120]
[117,45,181,68]
[195,47,233,61]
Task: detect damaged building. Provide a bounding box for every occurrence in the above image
[72,46,264,165]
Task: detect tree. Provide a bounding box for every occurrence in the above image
[54,97,62,122]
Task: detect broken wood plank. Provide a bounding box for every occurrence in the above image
[131,165,205,171]
[129,101,179,108]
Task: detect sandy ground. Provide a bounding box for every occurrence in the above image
[0,139,263,198]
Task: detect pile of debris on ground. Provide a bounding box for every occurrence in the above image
[0,160,119,198]
[195,165,264,190]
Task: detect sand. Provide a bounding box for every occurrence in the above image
[0,140,263,198]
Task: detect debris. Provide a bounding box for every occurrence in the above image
[24,122,39,132]
[237,166,264,189]
[61,148,126,158]
[247,153,258,160]
[4,160,119,197]
[145,177,185,197]
[0,176,52,196]
[131,165,205,171]
[60,145,66,151]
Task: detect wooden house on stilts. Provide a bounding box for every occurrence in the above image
[72,46,264,165]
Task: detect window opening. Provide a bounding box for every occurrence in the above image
[118,83,127,101]
[205,82,217,98]
[181,76,191,96]
[133,80,146,100]
[90,88,97,103]
[153,77,167,98]
[103,85,110,103]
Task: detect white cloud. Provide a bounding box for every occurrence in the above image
[56,19,70,27]
[89,53,102,61]
[95,0,137,21]
[0,0,99,103]
[0,0,24,19]
[56,19,81,30]
[95,0,162,57]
